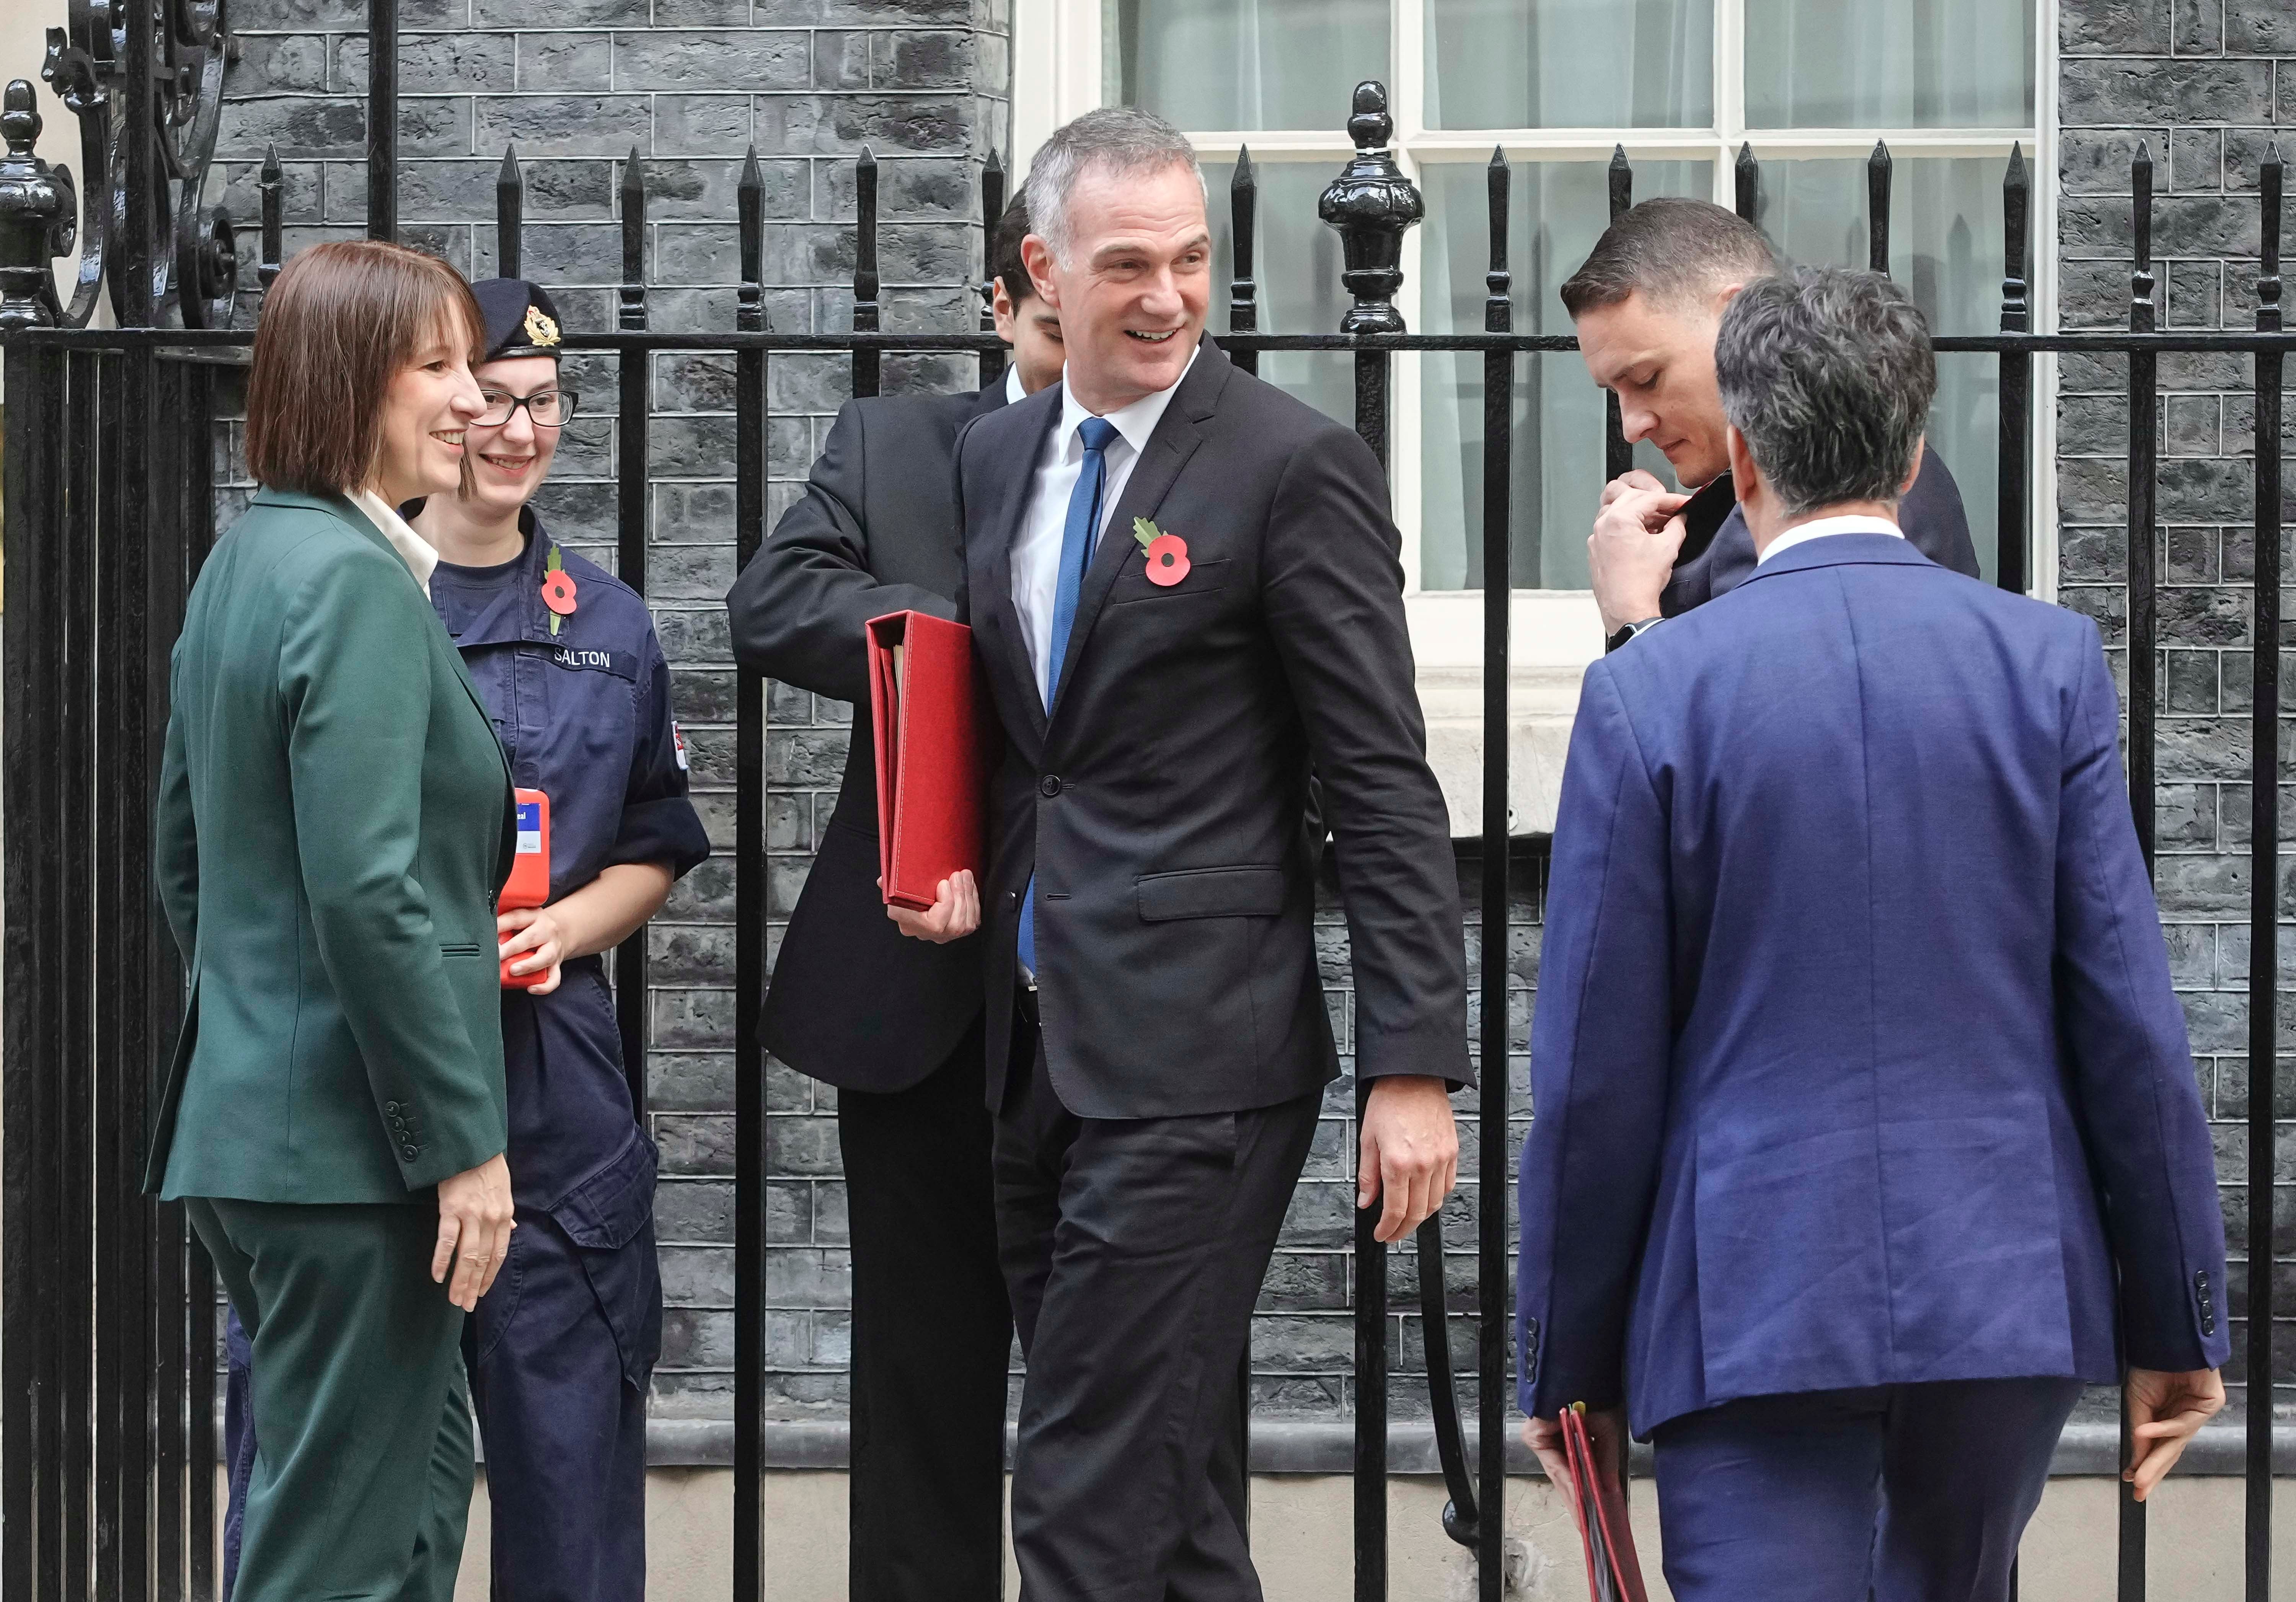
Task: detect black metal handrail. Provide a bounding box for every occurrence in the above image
[2,55,2290,1602]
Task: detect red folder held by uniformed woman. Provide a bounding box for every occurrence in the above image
[865,611,988,912]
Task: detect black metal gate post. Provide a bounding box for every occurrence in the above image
[1474,145,1514,1602]
[2245,142,2283,1602]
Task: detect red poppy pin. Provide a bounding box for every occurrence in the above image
[1133,517,1190,587]
[540,545,578,634]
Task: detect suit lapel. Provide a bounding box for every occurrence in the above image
[969,387,1062,751]
[1047,341,1231,722]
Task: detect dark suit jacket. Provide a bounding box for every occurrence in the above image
[955,337,1471,1117]
[148,490,514,1201]
[1660,442,1979,614]
[1517,535,2229,1437]
[727,384,1006,1094]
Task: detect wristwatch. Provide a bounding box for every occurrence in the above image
[1604,616,1663,654]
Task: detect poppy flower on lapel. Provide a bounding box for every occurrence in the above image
[1132,516,1192,587]
[540,546,578,635]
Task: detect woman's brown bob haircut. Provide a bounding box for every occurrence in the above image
[245,240,485,495]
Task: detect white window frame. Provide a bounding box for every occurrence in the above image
[1012,0,2059,828]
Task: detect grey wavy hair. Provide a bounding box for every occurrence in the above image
[1714,266,1937,518]
[1021,106,1205,266]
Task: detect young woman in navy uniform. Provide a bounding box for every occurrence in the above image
[222,278,709,1600]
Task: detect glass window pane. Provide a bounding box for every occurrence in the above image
[1203,158,1355,428]
[1756,156,2012,577]
[1743,0,2033,129]
[1426,0,1713,130]
[1114,0,1389,132]
[1419,160,1711,591]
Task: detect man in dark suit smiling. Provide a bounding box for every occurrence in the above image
[725,194,1063,1602]
[892,107,1471,1602]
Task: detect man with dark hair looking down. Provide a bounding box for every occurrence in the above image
[1517,266,2227,1601]
[1565,196,1980,649]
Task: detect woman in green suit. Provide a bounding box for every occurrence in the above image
[147,239,517,1602]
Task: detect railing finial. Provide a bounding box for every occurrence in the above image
[0,79,74,330]
[1735,141,1758,223]
[619,145,647,332]
[2000,142,2029,334]
[2261,142,2283,334]
[1867,139,1892,274]
[258,143,283,292]
[1608,142,1631,223]
[1318,80,1422,335]
[738,144,765,334]
[2130,140,2155,334]
[495,143,523,282]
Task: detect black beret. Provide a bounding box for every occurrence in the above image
[471,277,565,363]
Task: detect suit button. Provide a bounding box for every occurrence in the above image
[401,1144,419,1160]
[1039,775,1062,797]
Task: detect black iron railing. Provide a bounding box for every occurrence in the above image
[1,44,2291,1602]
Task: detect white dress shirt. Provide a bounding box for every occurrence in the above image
[1003,363,1026,406]
[1010,349,1199,703]
[346,486,440,597]
[1756,511,1905,566]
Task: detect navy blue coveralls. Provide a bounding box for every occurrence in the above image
[224,510,709,1601]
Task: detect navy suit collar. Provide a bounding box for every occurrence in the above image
[1734,532,1939,588]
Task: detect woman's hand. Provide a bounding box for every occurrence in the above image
[497,904,566,994]
[434,1153,515,1310]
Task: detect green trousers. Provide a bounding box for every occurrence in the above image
[187,1197,472,1602]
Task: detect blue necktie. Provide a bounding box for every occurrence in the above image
[1019,416,1121,979]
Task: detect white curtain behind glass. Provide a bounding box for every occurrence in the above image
[1115,0,1388,132]
[1420,161,1711,590]
[1425,0,1712,130]
[1201,159,1355,428]
[1758,156,2009,579]
[1743,0,2033,127]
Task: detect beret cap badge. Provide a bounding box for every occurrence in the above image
[522,305,561,348]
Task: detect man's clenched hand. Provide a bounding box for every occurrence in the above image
[1590,469,1690,634]
[1358,1075,1459,1243]
[887,869,980,944]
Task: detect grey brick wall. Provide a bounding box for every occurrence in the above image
[2059,0,2295,1418]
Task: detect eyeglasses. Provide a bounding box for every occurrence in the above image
[474,388,579,429]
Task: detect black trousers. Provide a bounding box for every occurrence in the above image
[838,1019,1013,1602]
[995,1007,1321,1602]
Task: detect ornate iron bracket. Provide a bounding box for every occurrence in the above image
[8,0,237,330]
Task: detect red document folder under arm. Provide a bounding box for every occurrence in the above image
[866,611,988,912]
[1563,1406,1649,1602]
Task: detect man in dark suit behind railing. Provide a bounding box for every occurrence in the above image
[723,194,1063,1602]
[1518,266,2227,1602]
[1567,197,1981,652]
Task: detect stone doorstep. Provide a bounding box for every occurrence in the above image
[633,1416,2293,1478]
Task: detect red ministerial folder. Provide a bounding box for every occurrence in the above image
[499,788,551,991]
[865,611,988,913]
[1563,1406,1648,1602]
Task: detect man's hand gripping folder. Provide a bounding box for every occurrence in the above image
[866,611,988,911]
[1564,1405,1648,1602]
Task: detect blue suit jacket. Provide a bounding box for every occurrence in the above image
[1516,534,2229,1438]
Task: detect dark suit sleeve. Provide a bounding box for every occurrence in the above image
[609,627,711,879]
[1261,425,1471,1088]
[1901,444,1981,579]
[1514,662,1673,1418]
[726,400,959,705]
[2053,624,2231,1371]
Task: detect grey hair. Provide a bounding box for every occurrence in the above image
[1714,266,1937,518]
[1021,106,1205,265]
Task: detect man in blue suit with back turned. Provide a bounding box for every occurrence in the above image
[1517,266,2228,1601]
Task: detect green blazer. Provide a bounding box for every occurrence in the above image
[145,489,515,1203]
